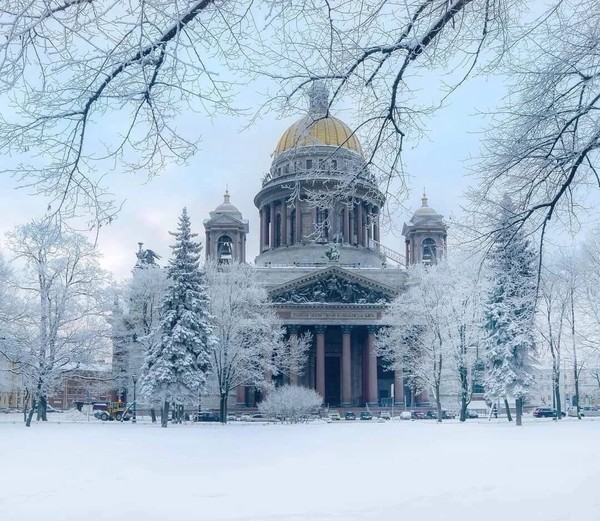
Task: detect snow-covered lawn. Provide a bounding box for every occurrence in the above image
[1,417,599,521]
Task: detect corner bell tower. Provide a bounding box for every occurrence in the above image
[402,192,448,266]
[203,190,249,263]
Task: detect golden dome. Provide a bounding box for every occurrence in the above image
[274,115,363,155]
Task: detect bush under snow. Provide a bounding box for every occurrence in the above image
[258,385,322,423]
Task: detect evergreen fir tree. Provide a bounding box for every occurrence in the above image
[483,197,538,426]
[140,208,214,427]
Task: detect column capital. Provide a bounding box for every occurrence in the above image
[367,325,379,335]
[341,325,353,334]
[315,325,327,334]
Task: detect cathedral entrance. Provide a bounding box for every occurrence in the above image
[325,356,341,406]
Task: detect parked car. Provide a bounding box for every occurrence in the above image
[411,410,427,420]
[360,411,373,420]
[194,411,220,422]
[379,411,392,420]
[328,410,341,421]
[226,414,237,422]
[399,411,412,420]
[442,410,456,420]
[568,406,600,417]
[466,410,479,419]
[250,413,269,422]
[239,413,252,421]
[532,407,565,418]
[344,411,356,420]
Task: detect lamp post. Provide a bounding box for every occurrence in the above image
[132,373,137,424]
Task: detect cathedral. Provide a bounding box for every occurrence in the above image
[202,84,448,409]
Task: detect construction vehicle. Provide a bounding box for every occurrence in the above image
[94,402,133,422]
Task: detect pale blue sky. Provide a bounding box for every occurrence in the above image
[0,72,506,279]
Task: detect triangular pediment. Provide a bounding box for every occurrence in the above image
[269,266,397,305]
[204,213,248,227]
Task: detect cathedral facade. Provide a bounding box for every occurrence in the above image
[203,85,447,409]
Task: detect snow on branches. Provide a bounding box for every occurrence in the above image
[140,208,215,427]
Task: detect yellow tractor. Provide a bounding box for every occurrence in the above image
[95,402,133,422]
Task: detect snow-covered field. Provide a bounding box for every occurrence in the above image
[1,416,599,521]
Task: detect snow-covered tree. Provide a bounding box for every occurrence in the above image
[205,261,310,423]
[140,208,214,427]
[0,0,519,223]
[378,254,486,421]
[482,199,538,426]
[6,218,110,427]
[111,263,168,403]
[258,385,322,424]
[474,0,600,240]
[537,262,570,419]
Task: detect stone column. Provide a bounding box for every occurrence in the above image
[366,205,372,242]
[262,206,269,250]
[373,207,380,243]
[258,210,263,252]
[263,369,272,399]
[205,231,210,259]
[341,326,352,406]
[295,201,302,243]
[282,199,288,246]
[366,326,378,405]
[236,385,246,407]
[343,205,350,244]
[270,203,277,249]
[394,369,404,406]
[315,326,326,399]
[357,203,363,246]
[289,326,299,385]
[405,240,410,267]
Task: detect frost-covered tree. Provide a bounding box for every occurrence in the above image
[6,218,110,427]
[111,263,168,403]
[258,385,322,424]
[205,261,310,423]
[0,0,519,223]
[483,199,538,426]
[378,255,486,421]
[140,208,214,427]
[474,0,600,241]
[537,262,569,419]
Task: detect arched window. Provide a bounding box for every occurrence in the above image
[217,235,233,264]
[422,238,437,264]
[316,208,328,241]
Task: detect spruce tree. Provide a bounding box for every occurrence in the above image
[140,208,214,427]
[483,197,538,426]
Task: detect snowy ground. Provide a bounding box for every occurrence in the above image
[1,414,599,521]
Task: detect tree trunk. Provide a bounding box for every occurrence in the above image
[26,397,36,427]
[515,397,523,426]
[459,365,468,422]
[39,395,48,422]
[570,288,581,419]
[504,398,513,422]
[220,392,228,424]
[553,370,562,420]
[161,401,169,428]
[150,408,157,423]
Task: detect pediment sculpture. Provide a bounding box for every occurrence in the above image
[271,274,390,304]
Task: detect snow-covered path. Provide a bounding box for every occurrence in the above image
[1,419,598,521]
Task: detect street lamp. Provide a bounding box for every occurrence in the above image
[132,373,138,424]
